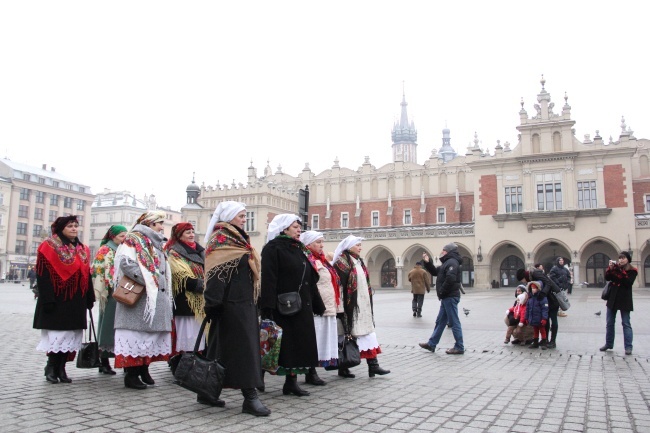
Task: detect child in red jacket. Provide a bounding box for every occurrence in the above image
[505,285,528,343]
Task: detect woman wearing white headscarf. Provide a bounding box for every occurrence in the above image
[202,201,270,416]
[333,235,390,378]
[260,214,325,397]
[299,231,342,386]
[113,210,173,389]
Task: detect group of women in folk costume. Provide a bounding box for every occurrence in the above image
[32,205,389,418]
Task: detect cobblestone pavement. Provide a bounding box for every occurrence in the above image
[2,281,649,432]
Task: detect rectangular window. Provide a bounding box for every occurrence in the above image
[17,222,28,235]
[49,210,58,222]
[79,186,85,193]
[311,215,319,230]
[38,177,45,184]
[0,193,3,205]
[77,216,83,225]
[50,194,59,206]
[646,195,650,212]
[90,229,95,240]
[64,197,72,208]
[20,188,30,200]
[31,242,39,254]
[577,181,597,209]
[23,174,30,181]
[341,212,349,228]
[371,211,379,227]
[15,240,26,254]
[505,186,523,213]
[403,209,412,225]
[76,200,85,211]
[52,181,59,188]
[33,225,43,236]
[437,207,446,223]
[536,173,563,211]
[34,208,44,220]
[18,205,29,218]
[35,191,45,203]
[245,211,255,232]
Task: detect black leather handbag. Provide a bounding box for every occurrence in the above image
[277,261,306,316]
[77,310,102,369]
[338,334,361,369]
[601,282,611,301]
[173,317,225,399]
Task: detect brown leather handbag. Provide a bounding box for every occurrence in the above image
[113,276,145,306]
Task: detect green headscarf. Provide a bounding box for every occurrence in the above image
[99,225,128,246]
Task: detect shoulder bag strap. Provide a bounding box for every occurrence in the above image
[194,317,210,354]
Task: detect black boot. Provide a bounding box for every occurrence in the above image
[417,308,422,318]
[124,367,147,389]
[44,354,59,384]
[197,394,225,407]
[139,364,155,385]
[57,352,72,383]
[367,358,390,378]
[241,388,271,416]
[529,339,540,349]
[305,367,326,386]
[540,339,548,350]
[282,374,309,396]
[99,358,117,375]
[338,367,355,378]
[413,310,417,317]
[257,369,265,392]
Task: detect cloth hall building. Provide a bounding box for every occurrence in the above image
[183,79,650,289]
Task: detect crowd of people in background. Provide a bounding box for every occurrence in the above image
[30,207,637,417]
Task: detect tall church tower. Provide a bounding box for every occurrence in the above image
[391,86,418,163]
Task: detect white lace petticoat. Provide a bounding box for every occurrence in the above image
[314,315,339,361]
[114,329,172,358]
[174,316,205,352]
[36,329,83,353]
[356,331,380,352]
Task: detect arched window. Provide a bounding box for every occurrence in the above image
[500,255,524,287]
[381,258,397,288]
[586,253,610,287]
[643,255,650,287]
[461,256,474,287]
[532,134,541,154]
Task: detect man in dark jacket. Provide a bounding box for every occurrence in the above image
[418,243,464,355]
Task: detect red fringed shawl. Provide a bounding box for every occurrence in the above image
[36,234,91,300]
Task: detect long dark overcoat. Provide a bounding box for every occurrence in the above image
[33,262,95,331]
[204,253,262,389]
[260,236,325,369]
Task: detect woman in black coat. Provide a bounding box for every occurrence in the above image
[260,214,325,397]
[203,201,270,417]
[600,251,636,355]
[34,215,95,384]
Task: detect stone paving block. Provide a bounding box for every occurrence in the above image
[562,421,586,431]
[509,425,537,433]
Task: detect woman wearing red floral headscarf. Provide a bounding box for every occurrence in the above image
[164,222,206,355]
[34,215,95,384]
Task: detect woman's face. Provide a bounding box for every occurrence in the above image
[180,229,195,243]
[618,255,629,267]
[61,222,79,241]
[307,238,324,255]
[149,221,165,233]
[229,211,247,229]
[349,243,362,255]
[283,221,302,240]
[113,232,127,245]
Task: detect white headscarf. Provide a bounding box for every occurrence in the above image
[267,214,301,242]
[300,230,323,247]
[332,235,364,264]
[203,201,246,243]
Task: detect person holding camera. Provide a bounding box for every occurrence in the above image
[600,251,637,355]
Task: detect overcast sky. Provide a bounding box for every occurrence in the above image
[1,1,648,209]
